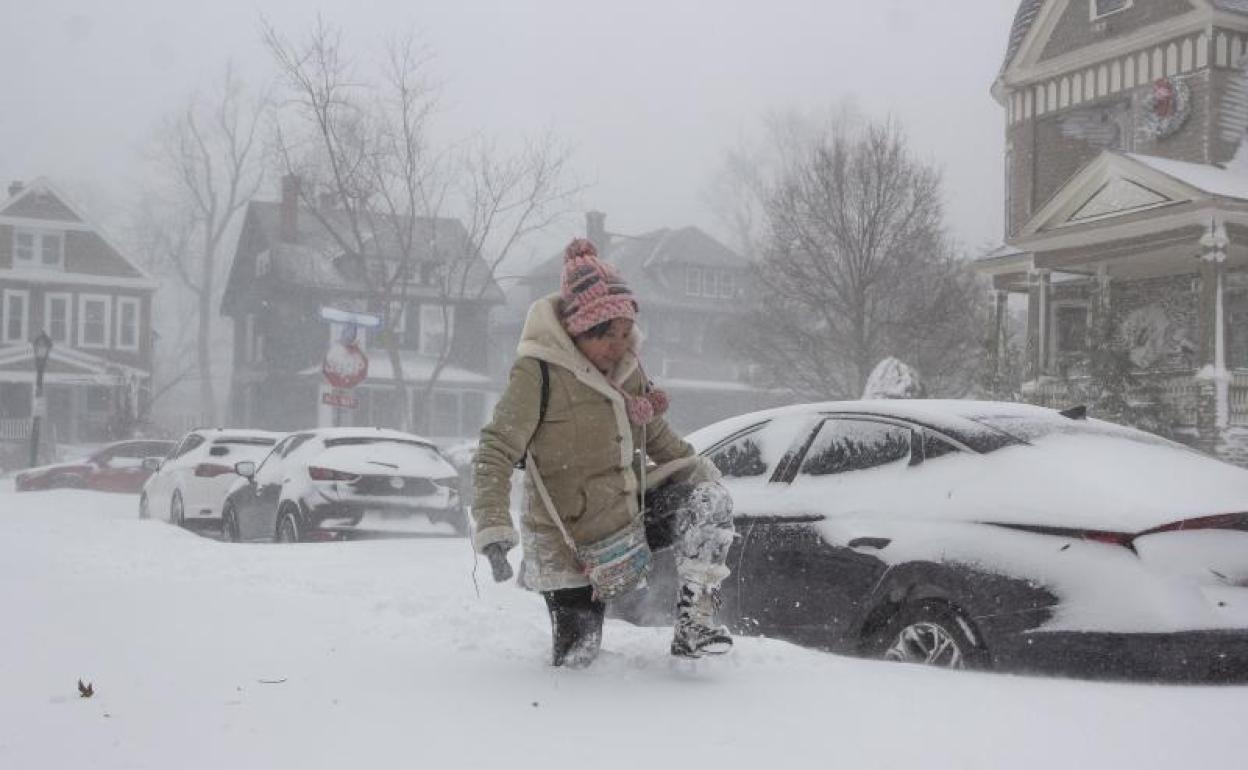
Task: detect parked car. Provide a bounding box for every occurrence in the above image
[140,428,284,527]
[616,400,1248,682]
[14,440,176,493]
[221,427,465,543]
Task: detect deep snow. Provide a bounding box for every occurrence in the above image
[2,482,1246,769]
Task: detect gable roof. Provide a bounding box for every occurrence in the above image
[1001,0,1046,75]
[998,0,1248,94]
[0,178,156,286]
[223,200,504,313]
[528,225,750,306]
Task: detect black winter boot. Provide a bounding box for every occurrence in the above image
[544,586,605,668]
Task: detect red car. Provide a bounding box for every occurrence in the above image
[14,440,176,493]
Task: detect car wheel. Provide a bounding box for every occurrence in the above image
[873,600,988,671]
[170,492,185,528]
[52,475,85,489]
[139,493,150,520]
[275,509,300,543]
[222,504,241,543]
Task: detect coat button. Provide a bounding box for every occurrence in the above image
[614,435,623,443]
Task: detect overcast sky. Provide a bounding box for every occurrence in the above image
[0,0,1020,265]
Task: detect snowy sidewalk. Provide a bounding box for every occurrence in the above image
[1,484,1245,770]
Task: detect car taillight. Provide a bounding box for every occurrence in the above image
[194,463,234,478]
[308,466,360,482]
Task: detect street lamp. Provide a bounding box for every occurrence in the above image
[29,331,52,468]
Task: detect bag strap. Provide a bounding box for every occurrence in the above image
[514,359,549,470]
[524,453,578,553]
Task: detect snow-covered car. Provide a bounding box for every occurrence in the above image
[618,400,1248,682]
[140,429,284,527]
[15,440,175,493]
[220,427,465,542]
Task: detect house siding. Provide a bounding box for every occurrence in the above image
[1039,0,1197,63]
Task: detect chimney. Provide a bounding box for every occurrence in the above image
[586,210,608,255]
[7,180,23,199]
[280,174,301,243]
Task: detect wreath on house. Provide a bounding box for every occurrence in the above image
[1140,77,1190,140]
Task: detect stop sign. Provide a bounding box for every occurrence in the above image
[322,341,369,389]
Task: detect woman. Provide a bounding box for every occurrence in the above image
[472,238,736,668]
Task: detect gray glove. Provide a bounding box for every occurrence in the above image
[483,542,514,583]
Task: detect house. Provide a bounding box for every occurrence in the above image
[0,179,156,455]
[221,176,504,443]
[979,0,1248,463]
[507,212,780,433]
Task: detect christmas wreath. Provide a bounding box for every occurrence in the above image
[1140,77,1190,140]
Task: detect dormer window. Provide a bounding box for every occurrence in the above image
[12,228,64,270]
[686,266,736,299]
[1090,0,1130,21]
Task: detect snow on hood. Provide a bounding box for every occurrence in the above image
[312,441,455,479]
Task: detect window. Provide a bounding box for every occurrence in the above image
[1090,0,1130,20]
[1054,304,1089,354]
[707,430,770,478]
[686,267,703,296]
[431,390,459,437]
[12,229,63,270]
[45,293,71,344]
[798,419,911,477]
[419,304,454,356]
[78,294,112,349]
[117,297,140,351]
[921,432,960,462]
[171,433,207,460]
[2,289,29,343]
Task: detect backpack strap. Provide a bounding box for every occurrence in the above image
[514,359,549,470]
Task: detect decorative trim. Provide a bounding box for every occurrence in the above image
[0,269,157,291]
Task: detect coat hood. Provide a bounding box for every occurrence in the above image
[516,294,641,389]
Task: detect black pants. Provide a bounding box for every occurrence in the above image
[543,586,605,667]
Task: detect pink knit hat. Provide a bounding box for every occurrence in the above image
[558,238,638,336]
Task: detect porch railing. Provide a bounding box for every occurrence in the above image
[0,418,30,441]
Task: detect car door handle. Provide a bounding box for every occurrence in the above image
[848,537,891,551]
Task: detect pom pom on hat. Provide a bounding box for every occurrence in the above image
[559,238,638,336]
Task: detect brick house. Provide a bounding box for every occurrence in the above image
[0,179,156,452]
[506,212,781,434]
[979,0,1248,462]
[221,177,504,443]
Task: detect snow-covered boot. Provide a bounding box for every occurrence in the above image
[671,582,732,658]
[545,586,605,669]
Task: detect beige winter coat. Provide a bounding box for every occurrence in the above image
[472,295,694,592]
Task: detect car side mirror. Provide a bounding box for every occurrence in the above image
[234,460,257,480]
[141,457,162,472]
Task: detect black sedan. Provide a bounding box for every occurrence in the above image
[619,400,1248,682]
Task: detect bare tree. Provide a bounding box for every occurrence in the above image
[144,66,267,425]
[716,111,982,399]
[262,18,579,433]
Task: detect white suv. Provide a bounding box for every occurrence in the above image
[140,428,284,528]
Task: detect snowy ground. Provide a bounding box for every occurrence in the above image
[3,482,1246,769]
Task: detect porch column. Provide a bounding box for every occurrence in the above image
[989,288,1008,385]
[1090,265,1112,337]
[1196,218,1230,449]
[1024,269,1050,381]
